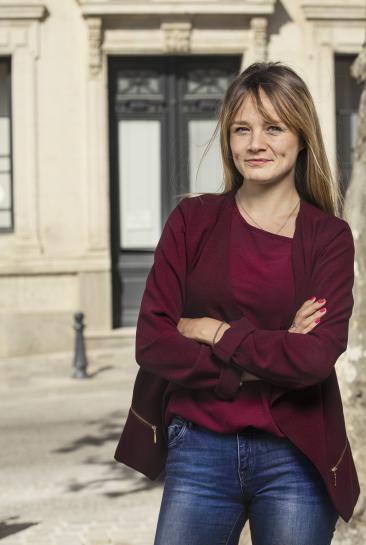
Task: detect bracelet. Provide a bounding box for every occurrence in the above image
[212,321,226,346]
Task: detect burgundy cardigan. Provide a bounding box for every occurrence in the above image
[115,187,360,523]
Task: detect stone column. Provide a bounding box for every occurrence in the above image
[241,17,268,70]
[85,16,108,252]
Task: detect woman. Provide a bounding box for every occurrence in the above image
[114,62,360,545]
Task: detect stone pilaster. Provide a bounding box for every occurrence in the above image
[87,17,102,79]
[161,21,192,53]
[250,17,268,62]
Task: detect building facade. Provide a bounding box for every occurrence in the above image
[0,0,364,357]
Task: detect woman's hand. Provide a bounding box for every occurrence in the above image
[178,317,261,384]
[177,317,230,345]
[288,297,327,334]
[177,300,327,386]
[240,298,328,383]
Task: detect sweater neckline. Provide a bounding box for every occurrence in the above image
[231,188,303,242]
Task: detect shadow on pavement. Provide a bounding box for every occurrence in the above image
[86,365,115,378]
[66,466,163,497]
[51,410,126,454]
[0,517,39,539]
[51,409,164,496]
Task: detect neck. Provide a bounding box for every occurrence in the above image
[236,183,300,217]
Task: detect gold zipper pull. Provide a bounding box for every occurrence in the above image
[130,406,158,445]
[330,438,348,487]
[331,466,337,487]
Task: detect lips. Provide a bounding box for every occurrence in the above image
[246,159,271,166]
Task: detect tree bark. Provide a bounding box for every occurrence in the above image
[334,44,366,544]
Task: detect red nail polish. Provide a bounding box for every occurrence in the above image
[308,296,316,301]
[320,308,326,313]
[314,318,321,323]
[318,298,326,303]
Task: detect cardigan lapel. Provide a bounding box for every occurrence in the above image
[270,196,311,405]
[221,188,310,407]
[188,188,244,322]
[189,187,311,406]
[223,189,308,329]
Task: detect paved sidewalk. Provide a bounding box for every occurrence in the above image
[0,346,165,545]
[2,345,359,545]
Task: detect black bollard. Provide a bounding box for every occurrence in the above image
[72,312,89,379]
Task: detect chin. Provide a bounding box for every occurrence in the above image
[243,175,272,184]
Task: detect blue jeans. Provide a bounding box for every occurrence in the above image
[154,416,339,545]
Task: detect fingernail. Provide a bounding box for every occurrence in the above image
[320,308,326,313]
[318,298,326,303]
[314,318,321,323]
[308,296,316,301]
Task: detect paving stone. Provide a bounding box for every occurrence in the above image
[0,348,156,545]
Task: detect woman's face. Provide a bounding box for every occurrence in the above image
[229,90,303,188]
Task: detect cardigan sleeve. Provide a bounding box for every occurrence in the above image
[212,222,355,392]
[135,200,246,399]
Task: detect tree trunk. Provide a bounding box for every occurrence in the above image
[334,44,366,544]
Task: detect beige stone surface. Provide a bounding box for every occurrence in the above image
[0,345,363,544]
[0,0,364,356]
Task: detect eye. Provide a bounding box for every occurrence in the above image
[233,126,249,134]
[267,125,282,133]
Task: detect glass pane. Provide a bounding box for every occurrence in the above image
[117,73,160,97]
[0,210,11,229]
[0,62,10,117]
[188,119,223,194]
[0,59,12,231]
[186,69,232,98]
[0,117,10,156]
[0,156,10,172]
[0,173,11,208]
[335,55,362,191]
[350,112,358,152]
[118,120,161,249]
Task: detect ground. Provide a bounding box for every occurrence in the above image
[0,346,164,545]
[1,345,359,545]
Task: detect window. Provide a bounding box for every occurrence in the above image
[335,54,362,195]
[0,58,13,231]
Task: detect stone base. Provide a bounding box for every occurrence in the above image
[0,311,74,358]
[85,327,136,351]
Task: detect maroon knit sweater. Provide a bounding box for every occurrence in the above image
[165,201,295,436]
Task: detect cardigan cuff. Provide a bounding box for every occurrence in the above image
[214,364,243,400]
[212,316,256,363]
[212,316,257,399]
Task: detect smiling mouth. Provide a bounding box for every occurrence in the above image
[246,159,271,166]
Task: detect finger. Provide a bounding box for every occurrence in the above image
[303,296,317,307]
[297,301,327,322]
[301,315,323,334]
[302,320,321,334]
[305,298,326,309]
[302,307,327,324]
[289,311,323,333]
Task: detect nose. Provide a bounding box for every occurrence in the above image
[248,130,266,152]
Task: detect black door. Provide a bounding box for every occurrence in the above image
[109,55,241,327]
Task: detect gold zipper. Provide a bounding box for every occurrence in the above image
[330,438,348,487]
[130,406,158,444]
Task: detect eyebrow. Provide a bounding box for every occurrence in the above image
[231,119,282,126]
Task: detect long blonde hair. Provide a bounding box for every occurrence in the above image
[178,62,343,217]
